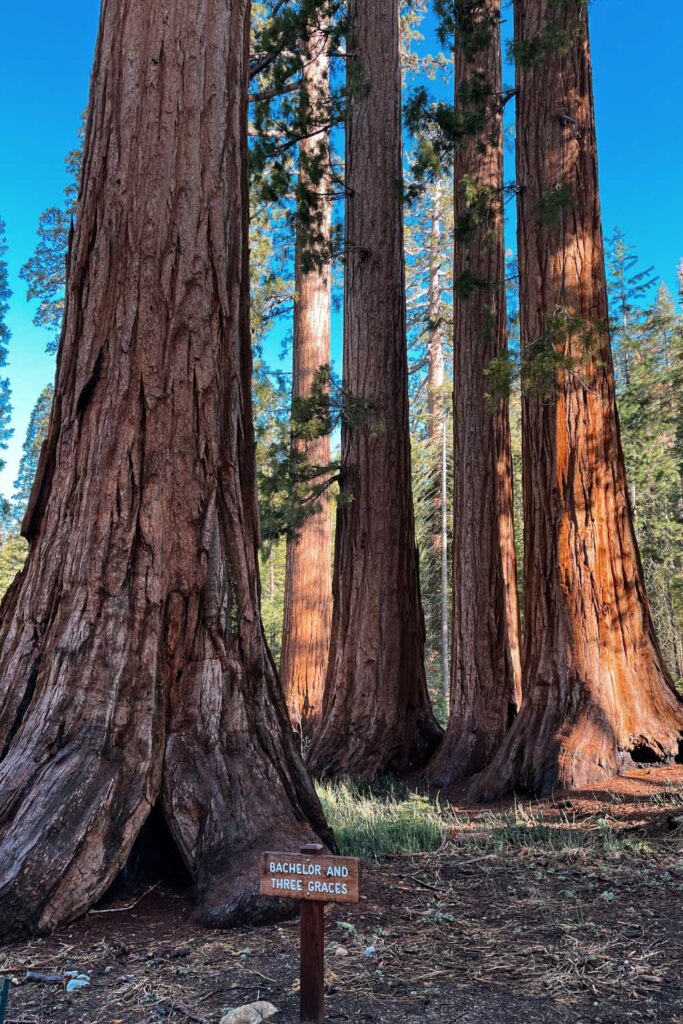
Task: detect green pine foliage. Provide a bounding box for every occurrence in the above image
[260,537,287,661]
[607,233,683,687]
[11,384,53,527]
[0,385,54,600]
[0,533,27,599]
[0,219,14,471]
[250,0,344,267]
[20,115,84,350]
[411,410,453,715]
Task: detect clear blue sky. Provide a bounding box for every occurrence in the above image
[0,0,681,495]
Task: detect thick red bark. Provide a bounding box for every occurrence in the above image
[426,1,522,787]
[470,0,683,799]
[307,0,442,779]
[0,0,331,941]
[280,24,333,741]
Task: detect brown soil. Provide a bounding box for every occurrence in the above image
[2,767,681,1024]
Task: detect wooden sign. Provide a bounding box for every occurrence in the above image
[260,845,360,1024]
[260,851,359,904]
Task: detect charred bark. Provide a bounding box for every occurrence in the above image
[426,1,521,788]
[0,0,332,941]
[470,0,683,799]
[280,22,333,741]
[307,0,442,779]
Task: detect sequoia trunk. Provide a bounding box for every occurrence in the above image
[307,0,441,779]
[280,23,333,741]
[471,0,683,798]
[426,1,521,787]
[0,0,331,940]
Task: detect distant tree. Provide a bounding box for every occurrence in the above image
[19,118,84,349]
[606,229,657,390]
[605,235,683,685]
[280,13,334,740]
[252,359,291,665]
[10,385,53,528]
[616,278,683,684]
[405,176,454,715]
[0,219,14,470]
[0,535,27,599]
[0,385,52,599]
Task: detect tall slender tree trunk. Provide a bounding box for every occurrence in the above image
[425,186,450,710]
[426,1,521,787]
[280,23,333,741]
[0,0,331,941]
[471,0,683,799]
[307,0,441,779]
[426,187,446,437]
[440,419,450,712]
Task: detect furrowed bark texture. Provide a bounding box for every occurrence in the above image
[0,0,332,941]
[470,0,683,799]
[280,24,333,740]
[307,0,442,779]
[426,1,522,788]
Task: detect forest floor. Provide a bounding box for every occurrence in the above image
[1,766,682,1024]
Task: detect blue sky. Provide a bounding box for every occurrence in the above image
[0,0,681,495]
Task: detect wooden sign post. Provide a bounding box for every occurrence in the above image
[260,844,360,1023]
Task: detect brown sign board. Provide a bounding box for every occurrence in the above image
[260,851,360,904]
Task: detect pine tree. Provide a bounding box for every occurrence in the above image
[405,175,454,715]
[606,229,656,391]
[20,119,84,349]
[0,219,14,470]
[616,279,683,684]
[10,385,53,528]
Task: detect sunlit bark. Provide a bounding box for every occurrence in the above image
[471,0,683,798]
[280,20,333,740]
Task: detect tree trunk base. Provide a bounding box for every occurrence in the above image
[423,714,516,789]
[309,712,442,783]
[467,697,683,801]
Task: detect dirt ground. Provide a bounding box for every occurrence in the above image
[1,767,682,1024]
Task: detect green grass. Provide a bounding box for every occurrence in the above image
[316,780,453,858]
[316,779,659,860]
[650,783,683,807]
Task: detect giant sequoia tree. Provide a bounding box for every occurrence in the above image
[0,0,331,940]
[426,0,521,787]
[280,19,333,739]
[471,0,683,798]
[308,0,441,779]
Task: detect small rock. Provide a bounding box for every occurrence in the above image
[220,1001,278,1024]
[334,946,348,958]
